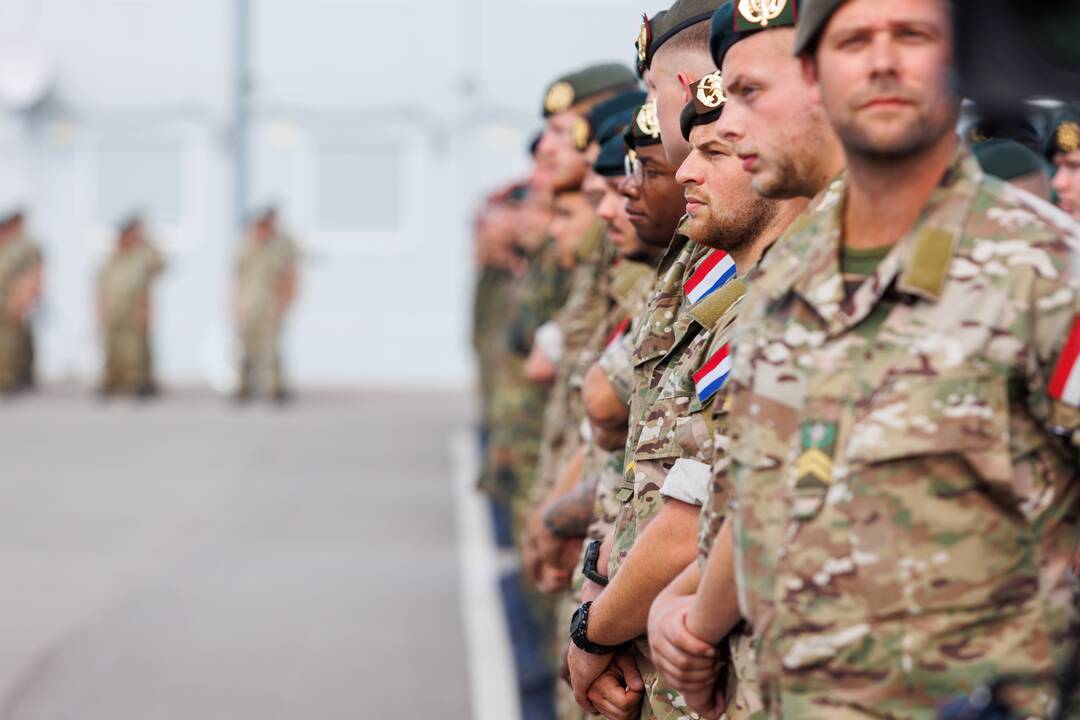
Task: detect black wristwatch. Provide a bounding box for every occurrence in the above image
[582,539,609,586]
[569,601,623,655]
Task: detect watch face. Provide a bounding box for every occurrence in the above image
[570,606,585,635]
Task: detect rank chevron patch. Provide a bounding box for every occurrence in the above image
[693,343,732,403]
[684,250,737,305]
[1048,314,1080,407]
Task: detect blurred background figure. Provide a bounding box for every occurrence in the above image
[973,138,1054,200]
[97,214,165,398]
[233,206,298,403]
[0,205,43,396]
[1047,107,1080,221]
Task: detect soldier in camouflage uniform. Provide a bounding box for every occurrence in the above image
[566,5,808,715]
[645,6,848,719]
[98,215,165,397]
[488,63,639,540]
[545,110,660,720]
[722,0,1080,716]
[1047,107,1080,223]
[233,207,298,402]
[524,91,648,588]
[487,64,641,720]
[473,185,528,438]
[0,209,43,395]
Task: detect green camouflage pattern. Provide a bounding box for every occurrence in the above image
[726,145,1080,719]
[487,236,572,523]
[533,225,617,508]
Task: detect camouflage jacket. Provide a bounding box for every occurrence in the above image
[99,242,165,332]
[726,145,1080,718]
[605,231,750,720]
[609,234,741,577]
[484,237,573,500]
[533,227,619,507]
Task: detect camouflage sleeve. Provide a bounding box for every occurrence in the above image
[659,458,711,505]
[597,331,634,406]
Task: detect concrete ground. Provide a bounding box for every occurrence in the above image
[0,386,474,720]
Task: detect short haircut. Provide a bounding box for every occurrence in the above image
[655,19,713,60]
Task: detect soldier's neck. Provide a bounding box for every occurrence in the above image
[731,197,809,272]
[842,132,957,251]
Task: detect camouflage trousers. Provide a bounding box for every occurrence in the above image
[0,319,32,391]
[238,315,286,396]
[101,327,154,394]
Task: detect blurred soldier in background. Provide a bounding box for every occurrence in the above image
[484,62,639,720]
[0,207,43,395]
[1047,107,1080,221]
[97,215,165,398]
[233,207,298,403]
[972,138,1053,201]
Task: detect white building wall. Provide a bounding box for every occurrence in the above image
[0,0,659,388]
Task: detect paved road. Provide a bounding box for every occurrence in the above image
[0,387,473,720]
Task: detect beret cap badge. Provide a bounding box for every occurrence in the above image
[1057,121,1080,154]
[736,0,790,29]
[545,81,576,115]
[636,15,653,73]
[695,71,726,110]
[636,100,661,139]
[573,117,592,151]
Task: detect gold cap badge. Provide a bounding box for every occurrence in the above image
[1057,121,1080,154]
[636,100,660,139]
[636,14,652,72]
[737,0,789,28]
[572,117,592,151]
[545,81,575,115]
[695,72,726,110]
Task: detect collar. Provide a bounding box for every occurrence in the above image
[765,142,982,333]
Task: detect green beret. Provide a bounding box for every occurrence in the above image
[543,63,639,117]
[793,0,846,56]
[964,115,1041,154]
[680,71,726,141]
[648,0,726,69]
[595,119,634,177]
[974,138,1050,182]
[625,100,664,150]
[710,0,801,69]
[574,90,648,151]
[1045,107,1080,160]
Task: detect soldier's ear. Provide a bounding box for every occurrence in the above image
[676,72,694,104]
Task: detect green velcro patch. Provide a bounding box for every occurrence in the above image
[903,227,954,300]
[690,278,747,328]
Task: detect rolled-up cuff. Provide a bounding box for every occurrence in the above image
[659,458,711,506]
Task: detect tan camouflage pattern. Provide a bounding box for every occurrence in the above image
[99,241,165,393]
[235,232,296,329]
[603,230,750,720]
[100,242,165,331]
[0,234,41,390]
[726,145,1080,719]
